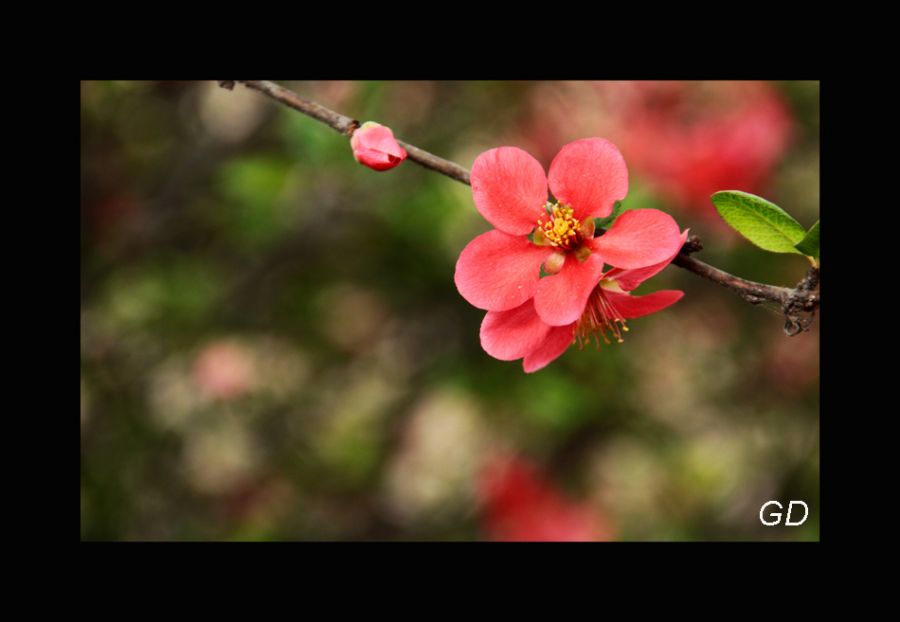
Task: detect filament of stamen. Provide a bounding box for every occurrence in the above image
[575,286,630,349]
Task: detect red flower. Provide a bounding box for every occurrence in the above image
[480,229,687,372]
[350,121,407,171]
[478,454,613,542]
[454,138,684,370]
[605,82,793,223]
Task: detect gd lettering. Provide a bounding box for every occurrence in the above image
[759,500,809,526]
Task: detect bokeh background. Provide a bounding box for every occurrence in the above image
[80,80,820,541]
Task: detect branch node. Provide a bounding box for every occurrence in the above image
[740,293,765,305]
[681,234,703,255]
[345,119,361,138]
[798,266,820,292]
[783,311,815,336]
[781,269,820,336]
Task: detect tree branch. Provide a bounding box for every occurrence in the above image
[221,80,819,335]
[238,80,470,184]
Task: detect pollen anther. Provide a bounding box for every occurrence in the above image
[537,203,582,250]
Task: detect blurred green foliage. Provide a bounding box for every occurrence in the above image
[81,81,819,541]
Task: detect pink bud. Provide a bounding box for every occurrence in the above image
[543,251,566,275]
[350,121,407,171]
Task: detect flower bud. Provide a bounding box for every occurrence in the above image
[543,251,566,275]
[350,121,407,171]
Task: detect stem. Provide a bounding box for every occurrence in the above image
[671,253,791,304]
[222,80,820,335]
[239,80,470,184]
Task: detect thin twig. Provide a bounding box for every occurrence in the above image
[239,80,470,184]
[222,80,819,335]
[671,253,791,304]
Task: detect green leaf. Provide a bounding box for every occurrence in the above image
[711,190,806,254]
[593,200,623,230]
[794,220,820,260]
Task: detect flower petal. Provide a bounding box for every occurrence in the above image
[593,209,683,269]
[454,230,550,311]
[604,229,689,291]
[480,300,552,361]
[471,147,548,235]
[533,252,605,326]
[547,138,628,221]
[523,325,575,373]
[603,289,684,319]
[353,148,405,171]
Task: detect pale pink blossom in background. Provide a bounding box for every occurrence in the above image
[192,340,255,400]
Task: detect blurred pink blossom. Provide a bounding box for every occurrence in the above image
[616,81,793,221]
[517,81,793,229]
[192,340,255,400]
[478,454,613,542]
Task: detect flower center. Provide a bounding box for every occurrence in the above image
[574,281,630,348]
[537,203,582,251]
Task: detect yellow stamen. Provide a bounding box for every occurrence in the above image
[537,203,582,251]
